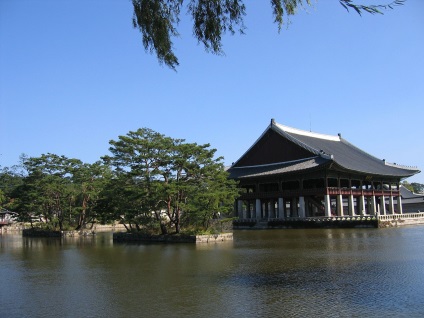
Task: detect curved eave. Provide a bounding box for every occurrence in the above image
[228,157,330,180]
[329,161,420,179]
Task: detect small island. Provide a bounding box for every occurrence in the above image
[3,128,240,242]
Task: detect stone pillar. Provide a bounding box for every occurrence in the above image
[359,195,366,215]
[366,197,371,215]
[337,194,343,216]
[380,195,386,215]
[389,195,394,214]
[398,196,403,214]
[237,200,244,219]
[290,197,297,217]
[298,196,305,218]
[370,195,377,216]
[268,201,275,219]
[256,199,262,219]
[278,198,284,218]
[348,195,355,216]
[324,195,331,217]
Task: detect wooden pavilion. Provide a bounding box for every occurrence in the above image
[228,119,421,222]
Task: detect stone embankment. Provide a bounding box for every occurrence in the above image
[22,228,95,237]
[113,232,233,243]
[234,213,424,230]
[234,217,378,229]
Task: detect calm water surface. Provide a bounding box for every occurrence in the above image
[1,227,424,318]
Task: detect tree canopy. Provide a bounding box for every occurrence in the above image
[402,181,424,194]
[6,154,110,231]
[132,0,405,69]
[100,128,240,234]
[1,129,239,234]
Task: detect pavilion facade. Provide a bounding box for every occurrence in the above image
[228,119,420,220]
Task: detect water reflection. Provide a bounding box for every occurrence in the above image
[1,228,424,317]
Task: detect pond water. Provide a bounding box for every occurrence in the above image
[1,227,424,317]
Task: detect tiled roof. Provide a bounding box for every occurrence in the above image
[400,186,424,202]
[273,122,419,177]
[228,120,420,179]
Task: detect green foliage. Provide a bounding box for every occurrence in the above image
[401,180,414,192]
[131,0,405,69]
[4,129,239,234]
[9,154,111,231]
[411,183,424,194]
[402,181,424,194]
[100,127,240,234]
[0,166,24,210]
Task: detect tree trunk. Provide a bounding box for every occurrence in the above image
[175,207,180,234]
[160,222,168,235]
[76,195,90,230]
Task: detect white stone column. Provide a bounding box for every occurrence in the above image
[337,194,343,216]
[298,196,305,218]
[380,195,386,215]
[348,195,355,216]
[256,199,262,219]
[268,201,274,219]
[278,198,284,218]
[359,195,366,215]
[389,195,394,214]
[398,196,403,214]
[237,200,244,219]
[291,197,297,217]
[370,195,377,216]
[324,195,331,217]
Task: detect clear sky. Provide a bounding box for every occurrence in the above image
[1,0,423,183]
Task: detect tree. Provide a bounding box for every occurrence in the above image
[405,182,424,194]
[0,166,24,211]
[11,154,110,231]
[70,161,112,230]
[132,0,405,69]
[411,183,424,194]
[13,154,75,230]
[101,128,239,234]
[401,181,424,194]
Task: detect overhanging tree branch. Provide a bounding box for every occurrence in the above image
[132,0,406,70]
[339,0,405,15]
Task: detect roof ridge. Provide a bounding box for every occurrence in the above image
[384,160,419,170]
[273,121,340,141]
[271,121,333,159]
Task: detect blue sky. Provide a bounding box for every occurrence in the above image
[1,0,423,183]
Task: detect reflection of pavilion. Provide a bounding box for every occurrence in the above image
[228,119,421,224]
